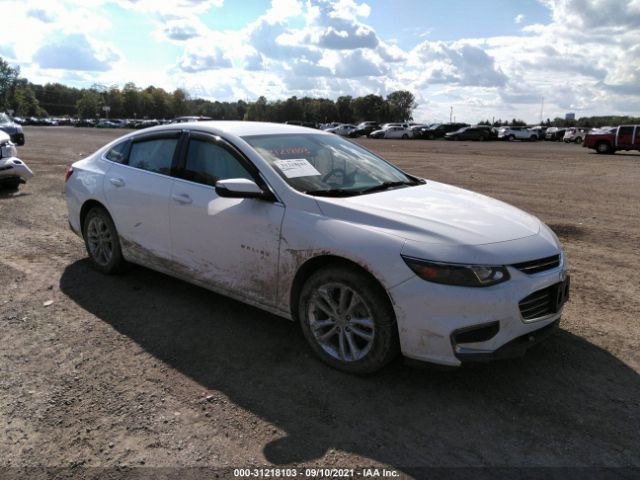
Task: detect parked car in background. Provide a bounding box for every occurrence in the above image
[409,124,428,138]
[421,123,470,139]
[0,130,33,190]
[563,127,588,143]
[74,119,96,128]
[326,124,358,136]
[64,121,568,373]
[370,125,413,139]
[545,127,567,141]
[285,120,317,129]
[96,120,121,129]
[497,126,538,141]
[350,121,380,137]
[530,126,548,140]
[445,126,494,141]
[583,124,640,154]
[0,112,25,145]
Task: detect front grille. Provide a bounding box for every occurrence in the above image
[519,282,567,320]
[512,255,560,274]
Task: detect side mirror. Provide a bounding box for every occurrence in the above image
[215,178,274,200]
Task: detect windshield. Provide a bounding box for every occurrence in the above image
[0,113,11,125]
[243,133,420,196]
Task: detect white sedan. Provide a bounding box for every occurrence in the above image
[65,122,569,373]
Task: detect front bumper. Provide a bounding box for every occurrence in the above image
[0,157,34,183]
[389,261,568,367]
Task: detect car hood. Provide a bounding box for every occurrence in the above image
[314,181,541,246]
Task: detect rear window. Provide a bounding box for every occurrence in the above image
[104,140,129,163]
[128,138,178,175]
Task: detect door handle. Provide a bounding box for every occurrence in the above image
[109,177,125,187]
[171,193,192,205]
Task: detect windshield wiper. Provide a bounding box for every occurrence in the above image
[356,180,417,195]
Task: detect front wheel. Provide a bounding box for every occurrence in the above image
[508,135,515,141]
[83,207,126,274]
[298,266,399,374]
[401,134,408,139]
[596,142,612,154]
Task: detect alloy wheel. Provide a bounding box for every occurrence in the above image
[307,282,375,362]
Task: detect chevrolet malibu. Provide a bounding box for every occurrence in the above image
[65,122,569,373]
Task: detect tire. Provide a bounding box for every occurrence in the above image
[402,134,408,139]
[298,265,400,374]
[530,136,537,141]
[575,137,582,144]
[82,206,126,274]
[508,135,515,141]
[1,178,21,191]
[596,142,612,154]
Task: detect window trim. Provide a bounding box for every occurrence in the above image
[175,130,264,189]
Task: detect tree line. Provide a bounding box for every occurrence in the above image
[2,56,639,127]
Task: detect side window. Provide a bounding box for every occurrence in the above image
[619,126,634,137]
[104,140,129,163]
[128,138,178,174]
[182,139,253,187]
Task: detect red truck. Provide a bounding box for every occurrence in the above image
[583,125,640,154]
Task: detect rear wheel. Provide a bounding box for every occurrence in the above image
[298,266,399,374]
[530,135,537,141]
[575,137,583,144]
[508,135,515,141]
[83,207,125,274]
[402,134,408,139]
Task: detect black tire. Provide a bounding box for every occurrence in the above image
[575,137,582,144]
[298,265,399,374]
[82,206,126,274]
[595,142,612,154]
[1,179,21,191]
[530,136,537,141]
[402,134,408,139]
[508,135,515,141]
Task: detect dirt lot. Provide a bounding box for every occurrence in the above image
[1,127,639,476]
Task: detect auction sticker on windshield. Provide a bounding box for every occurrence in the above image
[273,159,321,178]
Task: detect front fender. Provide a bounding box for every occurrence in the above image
[276,209,413,313]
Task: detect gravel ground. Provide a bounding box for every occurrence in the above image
[1,127,639,477]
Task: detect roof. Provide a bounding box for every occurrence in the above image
[150,120,325,137]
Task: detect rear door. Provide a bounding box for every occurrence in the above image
[103,130,181,262]
[617,126,635,149]
[168,131,285,306]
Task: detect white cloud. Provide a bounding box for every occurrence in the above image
[514,14,524,24]
[32,34,119,71]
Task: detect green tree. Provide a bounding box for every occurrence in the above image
[0,57,19,110]
[76,89,102,118]
[336,95,353,123]
[386,90,417,121]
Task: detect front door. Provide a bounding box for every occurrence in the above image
[168,132,284,307]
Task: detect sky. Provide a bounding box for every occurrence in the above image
[1,0,639,123]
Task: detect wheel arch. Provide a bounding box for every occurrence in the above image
[79,199,112,235]
[289,254,395,323]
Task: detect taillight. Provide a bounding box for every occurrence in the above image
[64,167,74,182]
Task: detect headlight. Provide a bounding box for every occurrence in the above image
[401,256,510,287]
[0,142,17,159]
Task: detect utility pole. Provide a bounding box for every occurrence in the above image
[449,106,453,123]
[539,97,544,124]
